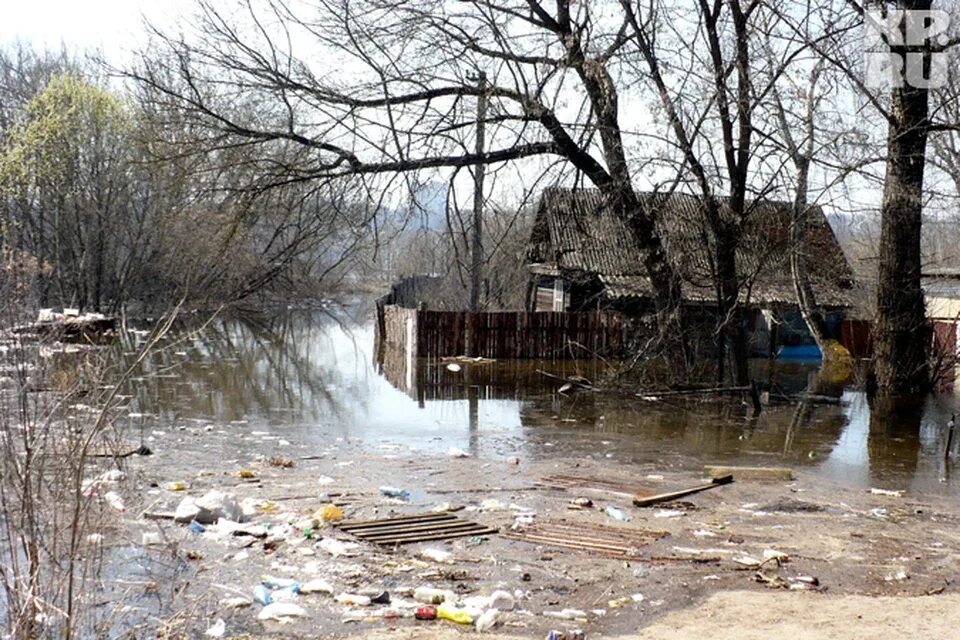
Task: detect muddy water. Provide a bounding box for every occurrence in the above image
[120,303,960,496]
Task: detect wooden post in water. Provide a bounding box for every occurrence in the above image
[945,414,955,463]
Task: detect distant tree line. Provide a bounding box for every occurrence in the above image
[0,45,378,314]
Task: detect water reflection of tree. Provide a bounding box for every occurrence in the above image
[867,397,923,485]
[121,306,370,423]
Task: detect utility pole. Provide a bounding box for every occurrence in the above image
[469,70,487,313]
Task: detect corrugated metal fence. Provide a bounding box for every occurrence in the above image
[375,303,625,359]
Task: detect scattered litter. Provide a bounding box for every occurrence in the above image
[419,548,453,563]
[569,498,593,509]
[141,532,162,546]
[448,447,471,458]
[379,486,410,499]
[238,469,257,479]
[415,605,438,620]
[653,509,685,518]
[414,587,456,604]
[257,602,308,621]
[543,609,588,620]
[436,603,473,624]
[476,608,499,631]
[253,584,272,605]
[445,363,462,373]
[313,504,344,522]
[605,506,630,522]
[100,469,126,482]
[219,597,251,609]
[337,512,496,545]
[319,538,359,557]
[763,549,790,562]
[300,579,334,595]
[431,502,465,513]
[870,488,904,497]
[104,491,126,512]
[885,569,909,582]
[166,481,189,491]
[336,593,372,606]
[174,491,243,524]
[204,619,225,638]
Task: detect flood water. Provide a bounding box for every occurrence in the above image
[119,301,960,496]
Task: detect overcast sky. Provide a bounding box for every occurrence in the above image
[0,0,189,58]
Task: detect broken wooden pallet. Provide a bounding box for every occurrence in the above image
[504,520,668,559]
[337,512,497,545]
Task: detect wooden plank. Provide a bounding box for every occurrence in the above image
[359,523,492,543]
[632,475,734,507]
[371,527,499,545]
[339,512,457,529]
[349,519,485,538]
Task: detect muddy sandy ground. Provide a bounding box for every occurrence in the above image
[96,423,960,639]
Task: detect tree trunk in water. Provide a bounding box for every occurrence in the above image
[716,225,750,386]
[790,156,829,352]
[873,3,932,396]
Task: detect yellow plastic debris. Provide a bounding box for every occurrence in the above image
[166,481,188,491]
[238,469,257,479]
[257,501,278,513]
[313,504,344,522]
[437,604,473,624]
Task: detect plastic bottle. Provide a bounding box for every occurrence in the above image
[379,486,410,499]
[413,587,454,604]
[261,576,300,592]
[544,609,588,620]
[605,506,630,522]
[253,584,272,606]
[436,603,473,624]
[336,593,372,606]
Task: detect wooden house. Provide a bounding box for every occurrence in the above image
[525,188,858,354]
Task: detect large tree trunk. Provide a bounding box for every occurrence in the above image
[873,1,932,396]
[716,224,750,385]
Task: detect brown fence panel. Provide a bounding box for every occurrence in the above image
[378,305,625,360]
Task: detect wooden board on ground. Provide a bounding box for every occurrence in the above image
[337,512,497,545]
[538,474,656,500]
[704,465,793,482]
[632,475,734,507]
[504,519,668,559]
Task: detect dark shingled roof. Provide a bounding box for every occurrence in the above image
[527,187,856,307]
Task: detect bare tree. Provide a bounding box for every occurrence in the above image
[126,0,688,342]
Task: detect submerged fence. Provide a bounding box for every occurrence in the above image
[375,302,626,360]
